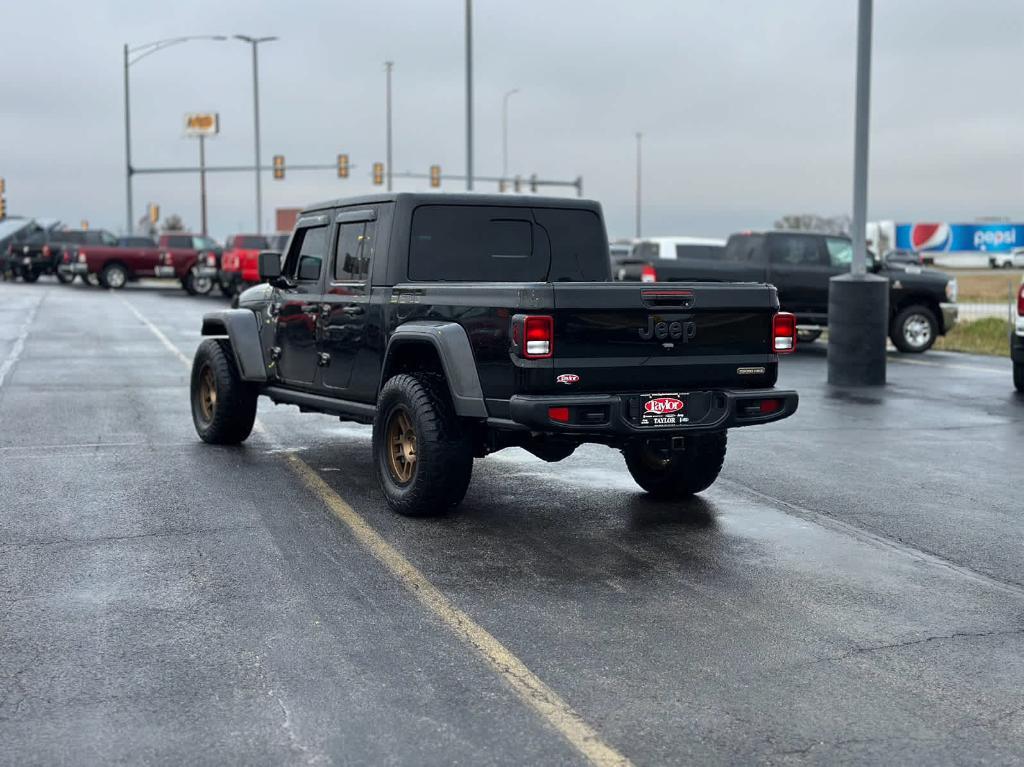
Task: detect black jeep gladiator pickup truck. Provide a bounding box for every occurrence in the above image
[190,194,798,516]
[617,230,959,353]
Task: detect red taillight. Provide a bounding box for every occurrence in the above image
[1017,284,1024,317]
[524,315,553,359]
[206,253,217,267]
[772,312,797,353]
[640,264,657,283]
[42,244,51,257]
[759,398,782,414]
[548,406,570,423]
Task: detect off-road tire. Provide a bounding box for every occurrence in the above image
[190,338,258,444]
[373,373,473,516]
[797,328,822,343]
[890,304,938,353]
[623,431,728,499]
[99,262,129,290]
[220,281,236,298]
[1014,362,1024,393]
[55,270,74,284]
[21,270,39,283]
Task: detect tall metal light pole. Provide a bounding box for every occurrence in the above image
[385,61,394,192]
[122,36,226,233]
[827,0,888,386]
[235,35,278,234]
[502,88,519,183]
[465,0,474,191]
[635,132,643,238]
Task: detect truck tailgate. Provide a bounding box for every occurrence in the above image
[547,282,778,393]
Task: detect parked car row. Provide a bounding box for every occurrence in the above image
[612,231,959,353]
[1,219,289,297]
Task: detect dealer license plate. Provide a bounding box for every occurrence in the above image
[639,393,690,427]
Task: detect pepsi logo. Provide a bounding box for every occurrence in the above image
[644,397,684,414]
[556,373,580,385]
[910,223,950,252]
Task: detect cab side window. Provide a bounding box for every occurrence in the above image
[283,225,327,283]
[333,221,376,282]
[770,235,826,267]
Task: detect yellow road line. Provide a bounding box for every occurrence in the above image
[285,455,632,767]
[124,297,633,767]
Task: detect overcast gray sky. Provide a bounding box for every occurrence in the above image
[2,0,1021,239]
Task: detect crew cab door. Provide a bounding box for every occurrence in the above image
[318,207,377,392]
[272,217,329,386]
[765,233,832,316]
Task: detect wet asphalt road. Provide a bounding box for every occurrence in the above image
[1,279,1022,766]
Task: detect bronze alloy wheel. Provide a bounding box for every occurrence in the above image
[385,406,417,485]
[198,365,217,424]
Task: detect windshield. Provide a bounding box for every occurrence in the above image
[235,236,269,250]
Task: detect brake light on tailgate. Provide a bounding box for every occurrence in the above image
[510,314,554,359]
[772,312,797,353]
[1017,284,1024,318]
[640,264,657,283]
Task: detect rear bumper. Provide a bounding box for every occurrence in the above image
[505,388,798,437]
[1011,326,1024,363]
[58,263,89,275]
[195,265,219,279]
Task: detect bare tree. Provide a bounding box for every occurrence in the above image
[136,215,157,237]
[161,214,186,232]
[774,214,851,236]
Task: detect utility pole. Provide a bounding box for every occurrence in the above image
[465,0,473,191]
[502,88,519,184]
[236,35,278,234]
[827,0,888,386]
[385,61,394,192]
[635,132,643,238]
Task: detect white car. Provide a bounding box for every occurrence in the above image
[989,248,1024,269]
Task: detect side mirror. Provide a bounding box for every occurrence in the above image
[258,250,282,281]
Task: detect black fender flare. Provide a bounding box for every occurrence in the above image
[381,322,488,418]
[200,309,267,382]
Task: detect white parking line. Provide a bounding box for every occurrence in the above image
[0,294,45,389]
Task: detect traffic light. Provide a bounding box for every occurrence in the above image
[0,177,5,195]
[273,155,285,180]
[373,162,384,185]
[530,174,538,193]
[0,196,5,220]
[337,154,349,178]
[149,203,160,225]
[430,165,441,188]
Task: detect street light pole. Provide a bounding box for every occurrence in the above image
[385,61,394,192]
[122,35,226,234]
[635,132,642,238]
[236,35,278,234]
[465,0,473,191]
[502,88,519,183]
[123,44,133,233]
[827,0,888,386]
[198,134,208,235]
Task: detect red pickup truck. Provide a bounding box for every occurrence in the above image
[218,233,289,297]
[60,232,221,293]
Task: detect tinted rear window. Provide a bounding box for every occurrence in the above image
[408,205,607,282]
[235,236,268,250]
[165,235,191,248]
[675,244,723,260]
[724,235,766,263]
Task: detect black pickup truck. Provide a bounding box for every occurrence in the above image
[189,194,798,516]
[617,230,959,353]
